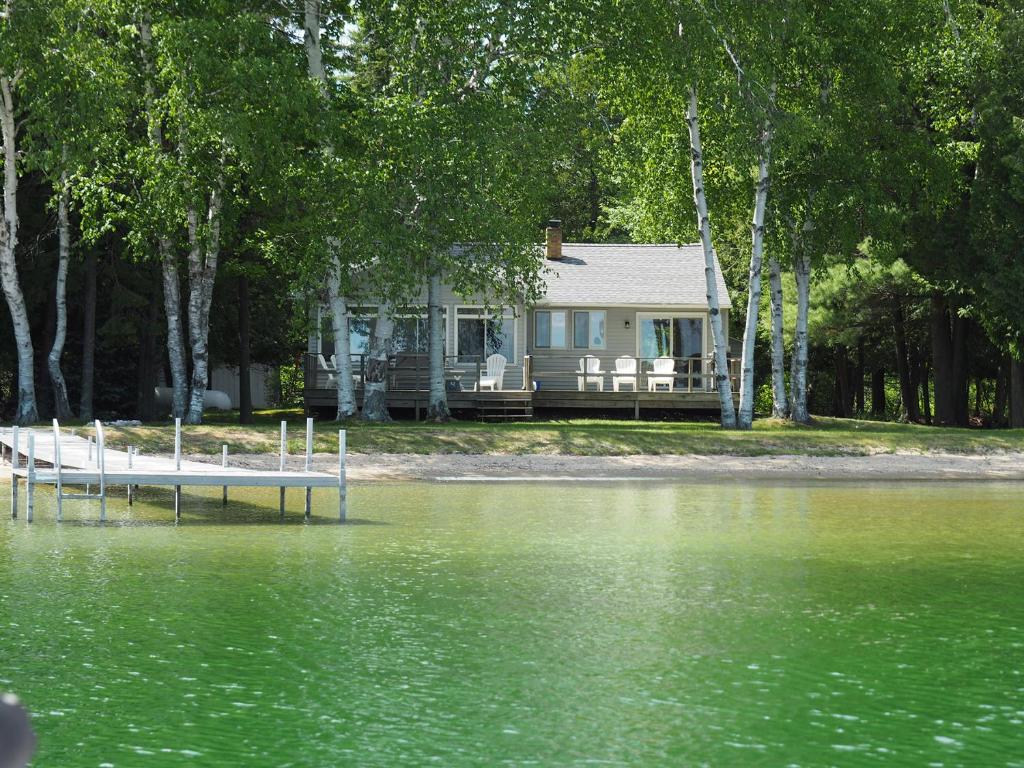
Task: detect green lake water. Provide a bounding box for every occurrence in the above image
[1,480,1023,767]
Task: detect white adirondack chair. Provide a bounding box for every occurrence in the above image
[577,355,605,391]
[612,356,638,392]
[479,354,507,391]
[317,353,337,384]
[647,356,676,392]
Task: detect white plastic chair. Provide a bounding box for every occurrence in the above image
[577,355,605,391]
[647,356,676,392]
[612,356,638,392]
[479,354,507,391]
[317,353,337,384]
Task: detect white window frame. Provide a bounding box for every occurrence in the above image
[572,310,607,350]
[534,309,568,349]
[454,305,517,359]
[635,312,706,359]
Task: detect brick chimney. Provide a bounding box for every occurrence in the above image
[545,219,563,260]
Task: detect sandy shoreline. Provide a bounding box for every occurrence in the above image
[2,451,1022,483]
[158,451,1024,482]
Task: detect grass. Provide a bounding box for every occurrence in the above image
[52,409,1024,458]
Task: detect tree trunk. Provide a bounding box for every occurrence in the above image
[833,345,851,418]
[326,251,357,419]
[361,304,394,422]
[789,249,812,424]
[79,248,97,421]
[952,312,969,427]
[930,293,956,425]
[48,170,75,421]
[767,254,788,418]
[685,86,735,428]
[893,300,919,422]
[921,361,932,424]
[238,274,253,424]
[737,122,772,429]
[0,74,38,425]
[185,183,223,424]
[137,271,159,421]
[426,267,450,421]
[993,358,1008,427]
[871,367,886,417]
[854,340,865,414]
[1010,357,1024,428]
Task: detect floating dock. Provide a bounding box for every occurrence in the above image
[1,419,346,523]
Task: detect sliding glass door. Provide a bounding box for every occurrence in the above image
[638,316,704,359]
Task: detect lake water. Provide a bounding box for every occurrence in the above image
[1,480,1022,766]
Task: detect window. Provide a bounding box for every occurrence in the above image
[347,307,377,355]
[638,315,704,359]
[534,310,567,349]
[573,311,606,349]
[456,307,514,361]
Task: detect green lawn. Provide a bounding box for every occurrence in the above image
[57,409,1024,457]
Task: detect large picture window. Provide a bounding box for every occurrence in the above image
[456,307,514,361]
[638,315,703,359]
[534,310,567,349]
[573,311,606,349]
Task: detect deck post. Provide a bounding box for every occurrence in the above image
[338,429,347,522]
[10,425,18,519]
[95,420,107,522]
[26,431,34,523]
[174,417,182,522]
[127,445,134,505]
[222,445,228,505]
[53,420,63,521]
[279,420,287,517]
[635,390,640,421]
[304,417,313,519]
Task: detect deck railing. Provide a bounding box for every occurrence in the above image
[304,352,525,393]
[530,355,741,393]
[304,353,740,395]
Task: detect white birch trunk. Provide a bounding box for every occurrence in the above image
[737,123,772,429]
[789,248,811,424]
[48,168,74,420]
[185,182,223,424]
[686,86,736,428]
[0,73,38,425]
[139,16,188,418]
[426,266,450,421]
[305,0,359,420]
[362,303,394,422]
[767,253,788,418]
[326,250,357,418]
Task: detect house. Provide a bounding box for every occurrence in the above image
[304,222,739,418]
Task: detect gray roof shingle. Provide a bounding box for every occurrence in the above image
[537,243,731,309]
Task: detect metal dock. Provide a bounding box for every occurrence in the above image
[1,418,347,523]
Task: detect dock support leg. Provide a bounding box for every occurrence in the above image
[10,425,18,519]
[279,420,287,518]
[175,486,181,522]
[304,417,313,520]
[338,429,347,522]
[222,445,228,506]
[53,420,63,522]
[26,431,35,523]
[127,445,134,505]
[96,420,106,523]
[175,417,182,522]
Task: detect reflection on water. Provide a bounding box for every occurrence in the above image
[1,481,1022,766]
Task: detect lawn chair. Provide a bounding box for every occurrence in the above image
[577,355,605,391]
[479,354,507,391]
[647,356,676,392]
[317,353,337,385]
[612,356,638,392]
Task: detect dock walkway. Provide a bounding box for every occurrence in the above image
[1,419,346,522]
